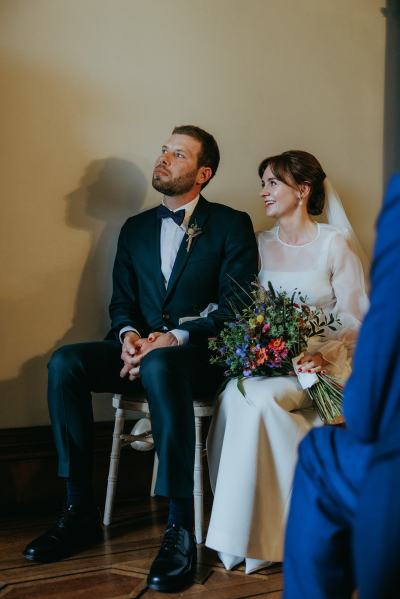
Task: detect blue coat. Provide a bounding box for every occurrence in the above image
[284,174,400,599]
[345,173,400,443]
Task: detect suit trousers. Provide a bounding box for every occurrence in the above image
[47,340,222,498]
[283,426,373,599]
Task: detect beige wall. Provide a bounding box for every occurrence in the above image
[0,0,385,428]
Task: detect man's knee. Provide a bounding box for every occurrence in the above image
[48,344,85,379]
[140,348,178,386]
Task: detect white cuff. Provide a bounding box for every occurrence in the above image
[169,328,189,346]
[119,326,141,344]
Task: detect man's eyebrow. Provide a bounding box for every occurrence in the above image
[161,144,187,154]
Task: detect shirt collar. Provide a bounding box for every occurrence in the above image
[162,195,200,229]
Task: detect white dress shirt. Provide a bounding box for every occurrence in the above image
[119,196,199,345]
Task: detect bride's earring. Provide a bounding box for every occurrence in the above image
[298,195,303,207]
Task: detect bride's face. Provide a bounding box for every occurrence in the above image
[260,165,299,219]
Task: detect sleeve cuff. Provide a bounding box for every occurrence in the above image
[169,328,189,346]
[119,326,141,344]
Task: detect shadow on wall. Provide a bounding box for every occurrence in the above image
[0,158,147,425]
[63,158,147,342]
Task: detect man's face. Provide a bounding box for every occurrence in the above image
[152,134,203,196]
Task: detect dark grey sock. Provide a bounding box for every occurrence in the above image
[167,496,194,530]
[65,477,95,509]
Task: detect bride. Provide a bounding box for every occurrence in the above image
[206,150,368,573]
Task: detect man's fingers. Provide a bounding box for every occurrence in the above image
[148,331,163,343]
[128,366,140,380]
[123,342,137,356]
[120,363,131,378]
[131,354,142,367]
[121,351,136,365]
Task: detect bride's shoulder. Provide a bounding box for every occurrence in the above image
[256,226,278,243]
[319,224,351,257]
[318,223,346,241]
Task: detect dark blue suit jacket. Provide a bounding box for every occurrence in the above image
[108,196,258,345]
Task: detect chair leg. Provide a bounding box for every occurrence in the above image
[150,452,159,497]
[103,401,125,526]
[193,416,204,544]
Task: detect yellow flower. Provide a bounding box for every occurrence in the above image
[256,314,264,324]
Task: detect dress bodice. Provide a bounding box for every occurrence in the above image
[257,224,368,379]
[259,269,332,312]
[257,223,366,319]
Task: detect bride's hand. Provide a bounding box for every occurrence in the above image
[297,352,326,374]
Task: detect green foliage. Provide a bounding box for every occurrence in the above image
[209,280,341,379]
[209,280,344,424]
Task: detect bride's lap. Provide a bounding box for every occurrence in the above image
[218,375,312,413]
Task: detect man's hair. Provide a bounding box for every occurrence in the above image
[172,125,220,189]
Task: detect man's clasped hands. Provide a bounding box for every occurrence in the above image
[120,331,178,381]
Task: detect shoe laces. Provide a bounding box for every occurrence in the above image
[55,505,78,529]
[160,525,185,553]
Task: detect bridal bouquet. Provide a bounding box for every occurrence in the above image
[209,281,344,424]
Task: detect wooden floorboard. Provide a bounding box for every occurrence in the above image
[0,498,283,598]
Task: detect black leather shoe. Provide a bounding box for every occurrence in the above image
[22,505,102,563]
[147,524,196,592]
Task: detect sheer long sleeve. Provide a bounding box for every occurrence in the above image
[307,232,368,380]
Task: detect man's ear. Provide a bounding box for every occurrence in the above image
[197,166,212,186]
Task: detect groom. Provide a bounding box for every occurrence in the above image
[284,174,400,598]
[23,125,258,593]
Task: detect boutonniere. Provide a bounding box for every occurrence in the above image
[186,221,203,253]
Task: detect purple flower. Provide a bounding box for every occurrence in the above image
[243,369,252,377]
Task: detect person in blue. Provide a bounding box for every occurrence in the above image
[284,174,400,599]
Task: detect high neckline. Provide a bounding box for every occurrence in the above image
[276,223,320,247]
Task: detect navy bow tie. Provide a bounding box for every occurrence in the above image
[157,204,185,226]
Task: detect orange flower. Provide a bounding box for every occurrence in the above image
[255,347,268,365]
[268,338,286,352]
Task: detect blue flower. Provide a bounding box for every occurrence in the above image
[235,347,247,358]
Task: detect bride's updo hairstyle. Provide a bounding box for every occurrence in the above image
[258,150,326,216]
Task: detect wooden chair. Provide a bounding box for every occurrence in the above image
[104,392,214,544]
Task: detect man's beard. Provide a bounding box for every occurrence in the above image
[152,168,198,196]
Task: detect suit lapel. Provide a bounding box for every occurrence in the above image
[164,196,210,301]
[150,209,166,296]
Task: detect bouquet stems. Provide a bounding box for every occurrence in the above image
[307,373,344,425]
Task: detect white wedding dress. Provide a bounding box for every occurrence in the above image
[206,223,368,571]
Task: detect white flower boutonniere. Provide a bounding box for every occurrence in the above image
[186,221,202,253]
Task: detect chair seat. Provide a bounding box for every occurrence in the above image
[112,393,214,417]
